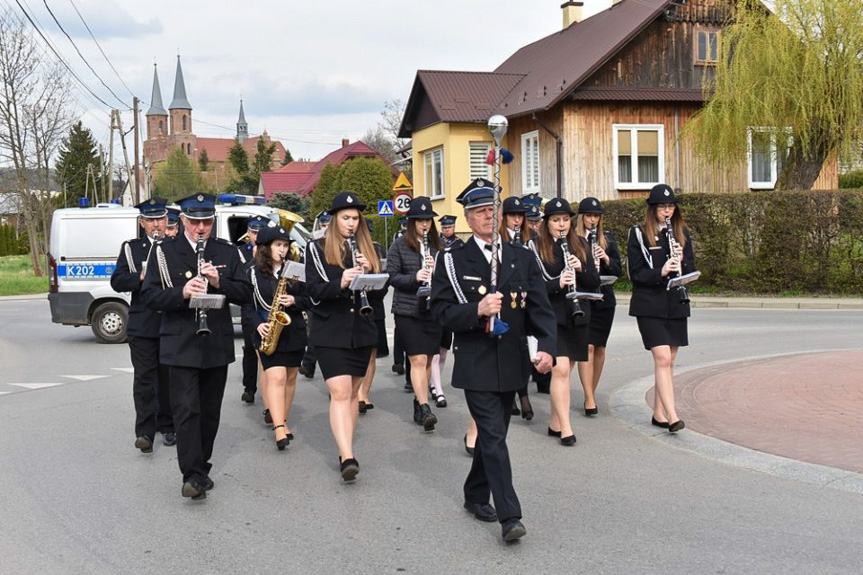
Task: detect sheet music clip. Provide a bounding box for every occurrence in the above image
[189,293,226,310]
[349,273,388,291]
[667,271,701,290]
[600,275,618,286]
[284,261,306,282]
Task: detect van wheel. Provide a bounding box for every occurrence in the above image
[91,302,128,344]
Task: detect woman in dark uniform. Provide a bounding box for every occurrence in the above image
[627,184,695,433]
[305,191,383,480]
[358,220,388,414]
[386,196,443,431]
[528,198,600,445]
[575,197,621,416]
[244,225,308,450]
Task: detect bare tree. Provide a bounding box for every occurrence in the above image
[0,9,75,275]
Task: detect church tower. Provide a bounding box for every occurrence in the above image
[168,55,194,156]
[145,64,168,140]
[237,99,249,144]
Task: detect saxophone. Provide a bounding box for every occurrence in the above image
[259,258,292,356]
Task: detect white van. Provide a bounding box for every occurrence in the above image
[47,195,310,343]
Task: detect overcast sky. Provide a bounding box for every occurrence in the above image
[12,0,611,161]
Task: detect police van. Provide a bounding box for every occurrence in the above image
[47,194,309,343]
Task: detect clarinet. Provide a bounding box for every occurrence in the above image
[588,224,599,272]
[558,231,584,318]
[666,217,690,304]
[348,231,373,316]
[141,230,159,278]
[512,224,523,246]
[416,229,432,312]
[195,235,211,336]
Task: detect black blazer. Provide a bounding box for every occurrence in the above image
[111,236,163,337]
[387,235,438,318]
[141,236,252,368]
[243,265,310,353]
[594,230,622,310]
[529,237,601,327]
[627,225,695,319]
[430,237,556,393]
[304,239,382,349]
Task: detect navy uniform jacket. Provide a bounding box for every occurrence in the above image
[304,239,383,349]
[627,225,695,319]
[237,242,255,270]
[529,238,601,327]
[594,231,622,310]
[430,237,556,393]
[110,236,163,338]
[242,265,310,353]
[440,233,464,249]
[141,236,252,368]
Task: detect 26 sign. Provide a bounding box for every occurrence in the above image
[393,192,412,215]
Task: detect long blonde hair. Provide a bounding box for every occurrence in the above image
[536,219,587,264]
[322,210,381,272]
[575,214,607,250]
[641,205,688,249]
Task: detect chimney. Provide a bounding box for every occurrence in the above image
[561,1,584,29]
[342,138,350,147]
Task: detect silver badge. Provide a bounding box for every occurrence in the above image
[664,190,670,197]
[346,195,354,203]
[514,199,520,205]
[197,194,204,201]
[421,204,427,211]
[592,199,597,206]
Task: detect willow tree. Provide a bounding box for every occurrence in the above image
[688,0,863,190]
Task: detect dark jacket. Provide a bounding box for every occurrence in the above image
[141,236,252,368]
[627,225,695,319]
[111,235,163,337]
[528,237,601,327]
[304,239,382,349]
[430,237,557,393]
[243,265,310,353]
[594,230,622,310]
[387,235,438,318]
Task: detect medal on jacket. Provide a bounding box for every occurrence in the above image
[478,285,487,295]
[520,291,527,308]
[510,291,518,309]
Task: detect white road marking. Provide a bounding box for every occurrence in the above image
[0,391,11,395]
[9,383,63,389]
[111,368,135,374]
[61,375,108,381]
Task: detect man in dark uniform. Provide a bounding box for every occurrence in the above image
[111,198,176,453]
[439,214,463,248]
[165,208,181,238]
[521,193,551,394]
[141,193,252,500]
[238,215,269,403]
[430,179,556,542]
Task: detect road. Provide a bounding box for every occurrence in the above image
[1,297,861,574]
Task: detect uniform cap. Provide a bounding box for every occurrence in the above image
[406,196,437,219]
[542,197,575,218]
[177,193,216,220]
[439,215,457,227]
[578,197,603,214]
[502,196,527,214]
[256,225,292,246]
[135,197,168,218]
[246,215,271,231]
[166,207,180,226]
[456,178,496,211]
[646,184,678,205]
[330,191,365,214]
[316,210,332,224]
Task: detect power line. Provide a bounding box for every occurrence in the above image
[40,0,129,107]
[66,0,135,99]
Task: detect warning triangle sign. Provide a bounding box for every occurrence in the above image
[392,172,413,192]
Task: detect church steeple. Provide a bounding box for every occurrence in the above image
[237,98,249,144]
[168,55,192,135]
[145,64,167,140]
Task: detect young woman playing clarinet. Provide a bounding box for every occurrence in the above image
[305,191,384,480]
[528,198,600,445]
[575,197,621,416]
[386,196,442,431]
[627,184,696,433]
[244,225,309,451]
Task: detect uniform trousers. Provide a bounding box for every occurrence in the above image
[463,389,521,523]
[128,336,173,438]
[241,321,258,393]
[169,365,228,484]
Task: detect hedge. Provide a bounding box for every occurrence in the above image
[602,189,863,295]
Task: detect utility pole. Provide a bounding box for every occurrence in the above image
[133,97,141,205]
[112,109,133,205]
[98,143,106,203]
[106,111,115,202]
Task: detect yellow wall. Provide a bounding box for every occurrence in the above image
[412,122,511,235]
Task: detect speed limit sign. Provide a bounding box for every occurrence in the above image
[393,192,412,214]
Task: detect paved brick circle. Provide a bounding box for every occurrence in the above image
[649,351,863,474]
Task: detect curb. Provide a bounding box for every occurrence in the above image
[609,350,863,496]
[0,293,47,302]
[613,293,863,310]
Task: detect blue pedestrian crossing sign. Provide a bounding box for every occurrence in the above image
[378,200,394,217]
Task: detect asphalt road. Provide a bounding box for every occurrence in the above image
[1,297,862,574]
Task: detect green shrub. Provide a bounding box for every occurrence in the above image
[839,170,863,189]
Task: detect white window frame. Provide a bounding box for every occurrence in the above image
[747,127,792,190]
[521,131,540,193]
[469,141,492,180]
[612,124,665,190]
[423,147,445,199]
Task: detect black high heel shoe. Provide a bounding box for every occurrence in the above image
[273,425,290,451]
[511,399,521,416]
[463,434,475,456]
[520,396,534,421]
[547,427,562,438]
[584,405,598,416]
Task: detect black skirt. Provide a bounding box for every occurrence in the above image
[556,324,589,362]
[636,316,688,350]
[395,314,442,357]
[259,348,304,371]
[317,345,373,379]
[587,304,615,347]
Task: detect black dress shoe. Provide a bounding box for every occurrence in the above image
[668,420,686,433]
[584,405,598,416]
[419,404,437,431]
[162,431,177,447]
[463,501,497,522]
[501,518,527,542]
[651,417,670,429]
[463,434,475,457]
[181,480,206,500]
[403,380,412,392]
[241,389,254,404]
[547,427,562,438]
[134,435,153,453]
[560,434,577,446]
[392,363,405,375]
[339,458,359,481]
[201,476,214,491]
[358,400,368,414]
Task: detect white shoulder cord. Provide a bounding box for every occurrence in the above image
[309,242,329,282]
[633,226,654,270]
[250,269,272,311]
[124,243,137,274]
[527,239,558,282]
[444,252,468,304]
[156,245,173,289]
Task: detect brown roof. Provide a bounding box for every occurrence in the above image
[493,0,673,117]
[195,135,287,166]
[570,87,707,101]
[399,71,524,138]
